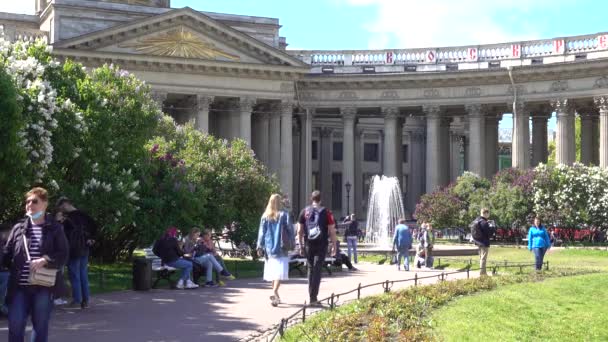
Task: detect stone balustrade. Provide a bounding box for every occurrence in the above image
[288,32,608,73]
[0,24,49,42]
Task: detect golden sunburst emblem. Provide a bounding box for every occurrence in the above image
[120,26,240,60]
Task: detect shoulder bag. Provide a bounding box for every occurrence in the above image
[22,234,57,287]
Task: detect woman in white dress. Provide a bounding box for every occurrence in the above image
[256,194,293,307]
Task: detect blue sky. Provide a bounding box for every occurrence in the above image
[5,0,607,130]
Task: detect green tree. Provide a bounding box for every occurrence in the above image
[414,187,465,228]
[0,67,24,222]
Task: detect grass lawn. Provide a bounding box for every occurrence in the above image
[432,246,608,272]
[431,273,608,341]
[86,257,266,294]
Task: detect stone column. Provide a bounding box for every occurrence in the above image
[407,128,426,214]
[449,132,462,182]
[354,128,363,217]
[580,113,595,165]
[466,104,486,177]
[594,96,608,168]
[280,101,293,197]
[425,105,446,192]
[531,114,549,166]
[195,95,213,133]
[592,116,600,165]
[300,108,313,207]
[257,112,270,166]
[268,103,281,177]
[239,97,255,145]
[485,114,500,177]
[552,98,575,165]
[292,118,301,212]
[382,107,401,178]
[511,101,530,168]
[320,127,333,200]
[341,107,356,216]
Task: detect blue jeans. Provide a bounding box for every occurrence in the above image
[166,258,193,282]
[0,271,9,312]
[8,286,53,342]
[67,253,90,303]
[397,248,410,270]
[346,236,358,264]
[193,255,223,282]
[533,247,547,270]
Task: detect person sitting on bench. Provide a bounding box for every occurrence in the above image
[153,227,198,289]
[183,227,216,287]
[194,229,235,286]
[333,241,357,271]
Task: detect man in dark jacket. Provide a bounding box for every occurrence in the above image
[473,208,491,276]
[56,197,98,308]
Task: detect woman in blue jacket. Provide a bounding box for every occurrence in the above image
[256,194,293,307]
[528,217,551,271]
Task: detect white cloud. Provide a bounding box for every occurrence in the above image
[342,0,556,49]
[0,3,36,15]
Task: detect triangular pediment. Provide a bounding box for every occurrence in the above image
[53,7,306,67]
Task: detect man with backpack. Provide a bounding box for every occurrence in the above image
[297,190,338,306]
[57,197,98,308]
[470,208,491,276]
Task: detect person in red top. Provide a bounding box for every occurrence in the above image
[297,190,337,306]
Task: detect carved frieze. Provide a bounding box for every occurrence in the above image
[549,80,569,92]
[299,92,317,100]
[506,84,526,96]
[338,91,358,100]
[120,26,240,60]
[465,87,482,97]
[593,76,608,89]
[380,90,399,99]
[423,88,440,98]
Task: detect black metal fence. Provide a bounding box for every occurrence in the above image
[265,260,548,342]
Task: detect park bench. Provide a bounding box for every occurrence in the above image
[213,233,250,258]
[289,256,337,276]
[143,248,177,289]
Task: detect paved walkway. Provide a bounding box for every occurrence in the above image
[0,263,478,342]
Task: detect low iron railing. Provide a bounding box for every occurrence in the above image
[264,260,548,341]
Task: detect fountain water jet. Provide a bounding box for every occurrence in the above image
[365,175,406,247]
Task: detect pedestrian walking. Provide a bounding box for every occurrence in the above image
[297,191,338,306]
[256,194,293,307]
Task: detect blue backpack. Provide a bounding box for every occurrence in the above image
[305,206,326,241]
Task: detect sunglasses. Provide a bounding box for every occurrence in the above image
[26,198,39,205]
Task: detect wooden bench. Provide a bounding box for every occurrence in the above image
[143,248,177,289]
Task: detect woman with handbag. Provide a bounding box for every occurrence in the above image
[1,187,69,342]
[256,194,292,307]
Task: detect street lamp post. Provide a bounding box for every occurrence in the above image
[345,181,352,216]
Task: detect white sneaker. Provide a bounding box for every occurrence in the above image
[176,279,185,289]
[185,280,199,289]
[54,298,68,305]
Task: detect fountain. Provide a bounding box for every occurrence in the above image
[365,175,406,247]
